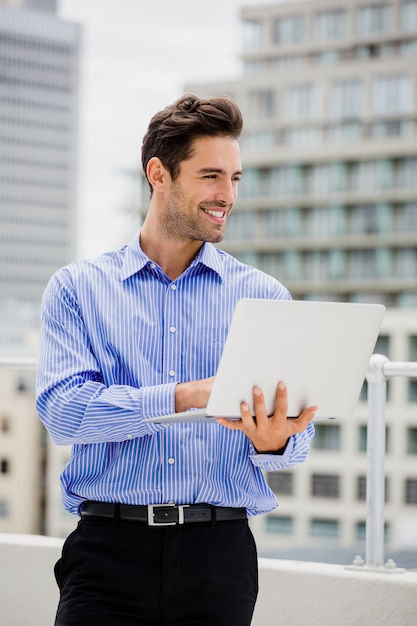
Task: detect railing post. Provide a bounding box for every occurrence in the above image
[365,353,390,567]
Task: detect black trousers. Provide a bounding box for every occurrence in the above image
[54,515,258,626]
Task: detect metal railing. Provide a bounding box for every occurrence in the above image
[1,354,417,571]
[0,356,37,370]
[365,354,417,571]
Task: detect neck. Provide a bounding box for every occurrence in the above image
[140,219,203,281]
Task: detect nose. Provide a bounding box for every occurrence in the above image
[215,178,238,205]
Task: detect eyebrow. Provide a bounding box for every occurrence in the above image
[198,167,243,177]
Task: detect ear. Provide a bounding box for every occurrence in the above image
[146,157,170,192]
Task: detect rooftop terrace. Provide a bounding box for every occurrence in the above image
[1,532,417,625]
[1,354,416,624]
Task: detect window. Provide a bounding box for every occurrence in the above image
[310,518,339,538]
[263,208,301,239]
[358,425,367,452]
[314,10,347,41]
[394,204,417,231]
[358,425,391,453]
[356,476,389,501]
[241,131,277,150]
[395,249,417,280]
[348,249,377,279]
[249,89,275,120]
[401,0,417,33]
[356,521,390,541]
[283,126,321,146]
[274,16,305,44]
[405,479,417,504]
[285,84,321,121]
[267,471,293,495]
[408,337,417,402]
[311,474,340,498]
[0,459,9,474]
[329,81,363,120]
[349,204,392,235]
[304,251,329,282]
[0,500,9,517]
[408,380,417,402]
[266,516,294,534]
[304,205,345,237]
[284,251,302,281]
[357,476,367,500]
[372,120,412,138]
[259,252,285,278]
[357,4,392,37]
[395,158,417,189]
[242,20,264,52]
[372,76,412,116]
[226,211,256,240]
[409,335,417,361]
[407,428,417,454]
[313,424,341,451]
[348,159,392,193]
[1,415,11,433]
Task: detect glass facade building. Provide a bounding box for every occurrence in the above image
[0,1,80,349]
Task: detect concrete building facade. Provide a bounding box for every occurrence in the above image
[184,0,417,557]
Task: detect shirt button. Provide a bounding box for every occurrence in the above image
[169,370,175,377]
[150,263,156,269]
[127,434,132,439]
[170,284,177,291]
[168,457,175,465]
[169,326,176,333]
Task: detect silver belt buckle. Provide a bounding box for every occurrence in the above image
[147,503,189,526]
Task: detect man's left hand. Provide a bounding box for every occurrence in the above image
[216,381,317,453]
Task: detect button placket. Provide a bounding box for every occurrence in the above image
[164,281,181,383]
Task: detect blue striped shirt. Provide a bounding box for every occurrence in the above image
[36,233,314,516]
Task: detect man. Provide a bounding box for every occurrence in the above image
[36,94,317,626]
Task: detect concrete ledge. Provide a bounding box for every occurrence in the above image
[253,558,417,626]
[1,535,417,625]
[0,533,63,626]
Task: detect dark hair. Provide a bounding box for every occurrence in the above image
[141,94,243,193]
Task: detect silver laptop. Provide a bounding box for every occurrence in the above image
[144,299,385,424]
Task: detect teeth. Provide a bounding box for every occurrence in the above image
[204,209,225,218]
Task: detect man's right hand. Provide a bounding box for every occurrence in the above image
[175,377,215,413]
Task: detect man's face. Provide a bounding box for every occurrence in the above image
[160,135,242,244]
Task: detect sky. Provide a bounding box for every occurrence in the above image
[58,0,284,258]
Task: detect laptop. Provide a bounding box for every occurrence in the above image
[144,299,385,424]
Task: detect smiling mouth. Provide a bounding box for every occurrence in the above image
[202,208,227,219]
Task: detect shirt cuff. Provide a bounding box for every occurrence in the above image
[139,382,177,434]
[249,435,295,471]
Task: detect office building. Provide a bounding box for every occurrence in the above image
[184,0,417,557]
[0,0,80,352]
[0,0,80,535]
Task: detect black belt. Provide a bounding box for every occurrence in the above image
[80,501,247,526]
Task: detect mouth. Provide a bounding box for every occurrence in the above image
[201,207,228,223]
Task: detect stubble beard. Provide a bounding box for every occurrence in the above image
[161,182,228,244]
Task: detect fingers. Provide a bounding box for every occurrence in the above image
[294,404,318,431]
[216,381,318,442]
[216,397,254,432]
[274,381,288,418]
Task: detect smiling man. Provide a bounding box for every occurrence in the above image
[36,94,316,626]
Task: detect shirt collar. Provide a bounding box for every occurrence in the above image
[119,232,225,282]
